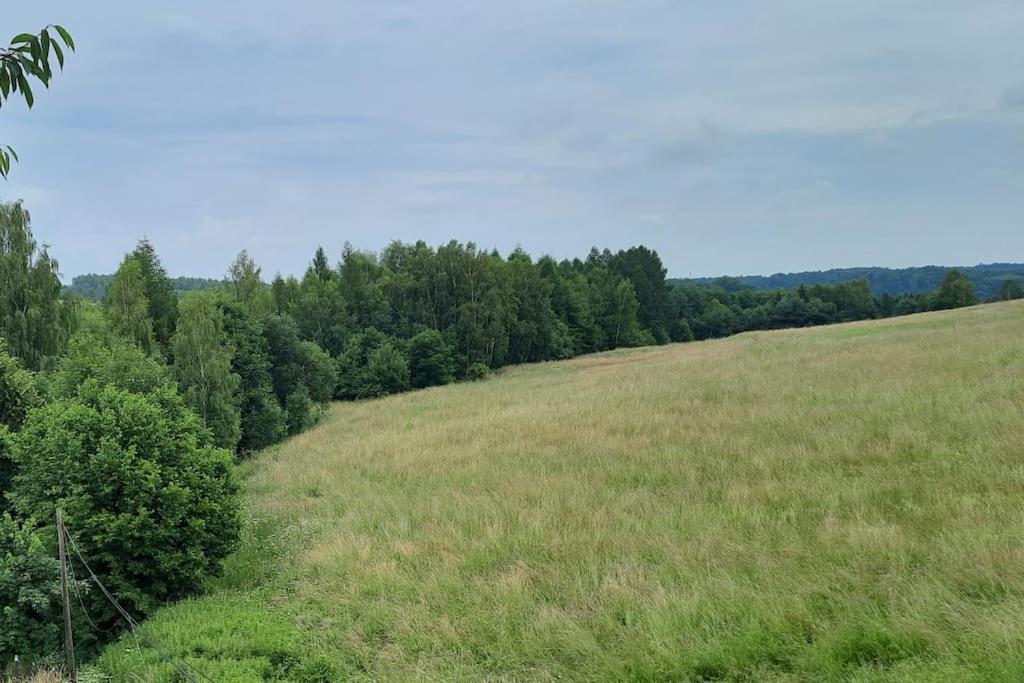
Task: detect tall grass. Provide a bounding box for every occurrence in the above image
[98,302,1024,681]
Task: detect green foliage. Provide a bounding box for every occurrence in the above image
[407,329,455,388]
[608,246,671,343]
[105,256,156,353]
[995,278,1024,302]
[228,250,273,316]
[335,328,388,399]
[128,240,178,350]
[0,341,38,430]
[285,385,314,435]
[220,301,287,452]
[333,325,409,398]
[262,314,303,403]
[682,262,1024,301]
[0,514,64,667]
[172,295,242,450]
[49,334,173,400]
[11,380,241,622]
[0,25,75,178]
[366,342,410,397]
[67,273,224,301]
[465,361,490,381]
[293,270,348,356]
[296,340,336,404]
[0,202,76,369]
[933,269,978,310]
[338,244,388,331]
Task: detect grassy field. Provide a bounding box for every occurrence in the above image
[97,302,1024,681]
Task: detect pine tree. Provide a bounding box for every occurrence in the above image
[129,239,178,350]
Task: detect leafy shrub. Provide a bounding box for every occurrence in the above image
[407,329,455,388]
[0,342,39,429]
[263,315,335,406]
[297,341,336,405]
[0,514,63,667]
[48,334,173,400]
[221,301,288,452]
[336,329,410,399]
[286,385,315,435]
[11,379,241,625]
[466,362,490,381]
[366,343,410,397]
[240,386,288,453]
[335,328,388,399]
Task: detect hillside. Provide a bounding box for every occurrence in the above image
[680,262,1024,299]
[98,301,1024,681]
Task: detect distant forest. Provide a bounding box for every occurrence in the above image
[67,273,225,300]
[681,263,1024,300]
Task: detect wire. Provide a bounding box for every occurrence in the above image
[65,549,117,634]
[62,525,211,683]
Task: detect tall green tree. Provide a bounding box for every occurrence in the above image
[338,244,388,331]
[995,279,1024,301]
[407,329,455,388]
[609,246,671,343]
[0,342,37,508]
[0,202,76,369]
[933,270,978,310]
[128,240,178,350]
[105,256,156,352]
[228,250,273,316]
[220,300,287,452]
[172,295,242,451]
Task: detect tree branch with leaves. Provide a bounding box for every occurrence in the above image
[0,25,74,178]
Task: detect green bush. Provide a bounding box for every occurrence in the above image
[11,380,241,626]
[335,328,388,399]
[221,301,288,452]
[407,329,455,388]
[366,342,410,397]
[48,334,174,400]
[0,342,39,430]
[466,362,490,381]
[0,514,63,667]
[286,385,315,435]
[297,341,336,405]
[240,386,288,452]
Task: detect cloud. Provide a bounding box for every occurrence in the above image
[0,1,1020,279]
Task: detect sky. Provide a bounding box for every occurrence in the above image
[2,1,1022,280]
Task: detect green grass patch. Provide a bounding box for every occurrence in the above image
[97,302,1024,681]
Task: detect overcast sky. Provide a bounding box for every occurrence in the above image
[2,1,1022,280]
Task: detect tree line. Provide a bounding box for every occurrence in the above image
[1,197,1021,669]
[683,262,1024,301]
[66,272,223,301]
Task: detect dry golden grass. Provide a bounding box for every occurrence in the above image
[100,302,1024,681]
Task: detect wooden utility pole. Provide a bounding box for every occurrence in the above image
[56,508,77,683]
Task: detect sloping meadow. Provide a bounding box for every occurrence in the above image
[98,302,1024,681]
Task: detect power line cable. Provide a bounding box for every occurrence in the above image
[62,524,210,683]
[64,549,117,634]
